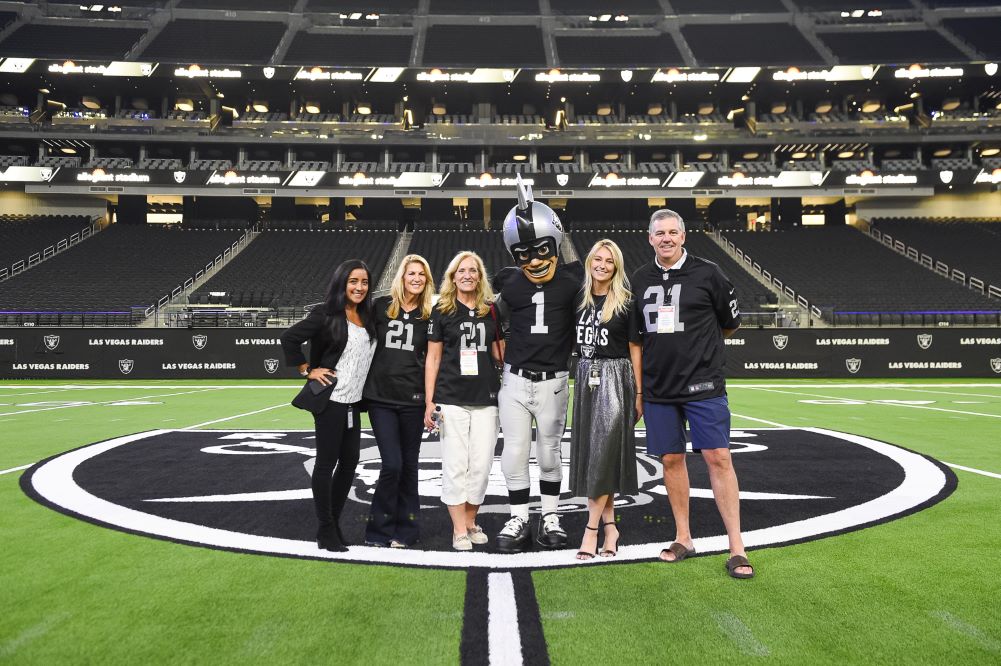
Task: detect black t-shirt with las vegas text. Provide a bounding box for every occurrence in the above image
[498,261,583,373]
[427,303,501,406]
[628,254,740,403]
[363,296,430,406]
[574,293,631,360]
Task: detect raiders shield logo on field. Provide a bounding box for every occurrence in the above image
[846,358,862,374]
[118,359,134,375]
[917,334,933,350]
[264,359,280,374]
[772,334,789,350]
[22,427,955,570]
[173,171,187,184]
[991,358,1001,374]
[192,335,208,350]
[43,335,60,351]
[556,174,569,187]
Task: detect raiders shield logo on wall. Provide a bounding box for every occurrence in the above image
[43,335,60,350]
[846,358,862,374]
[192,335,208,350]
[556,174,569,187]
[917,334,933,350]
[264,359,280,374]
[173,171,187,184]
[772,334,789,350]
[991,358,1001,374]
[118,359,134,375]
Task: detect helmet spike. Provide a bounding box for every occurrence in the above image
[516,173,533,210]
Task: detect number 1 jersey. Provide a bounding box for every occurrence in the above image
[499,261,584,373]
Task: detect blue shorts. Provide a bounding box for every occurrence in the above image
[644,396,731,456]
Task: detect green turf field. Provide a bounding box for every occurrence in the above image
[2,379,1000,664]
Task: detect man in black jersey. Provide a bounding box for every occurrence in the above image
[628,209,754,579]
[494,176,583,553]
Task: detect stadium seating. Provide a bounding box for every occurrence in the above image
[681,23,823,65]
[556,35,683,67]
[141,19,286,64]
[408,224,513,285]
[943,16,1001,59]
[570,228,777,313]
[0,225,244,314]
[870,218,1001,291]
[0,215,93,276]
[721,226,999,323]
[817,30,965,63]
[191,228,397,308]
[0,23,145,59]
[423,25,546,67]
[284,32,413,66]
[305,0,418,12]
[671,0,787,12]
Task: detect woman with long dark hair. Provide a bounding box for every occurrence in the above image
[281,259,377,552]
[362,254,436,548]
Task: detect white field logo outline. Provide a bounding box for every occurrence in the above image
[26,427,950,570]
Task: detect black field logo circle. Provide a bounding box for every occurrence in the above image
[22,426,955,569]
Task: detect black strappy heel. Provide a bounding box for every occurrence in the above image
[600,521,621,557]
[576,524,599,560]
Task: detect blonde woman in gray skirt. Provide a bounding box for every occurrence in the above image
[570,239,639,560]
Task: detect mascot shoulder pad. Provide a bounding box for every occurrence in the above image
[492,266,521,293]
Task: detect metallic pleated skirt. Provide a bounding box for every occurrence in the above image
[568,356,639,498]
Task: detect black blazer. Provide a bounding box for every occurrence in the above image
[280,306,346,371]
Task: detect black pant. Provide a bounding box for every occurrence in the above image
[364,402,425,545]
[312,401,361,531]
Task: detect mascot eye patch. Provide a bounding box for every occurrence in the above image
[512,239,556,265]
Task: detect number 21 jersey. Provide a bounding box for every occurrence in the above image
[363,295,430,405]
[629,254,740,403]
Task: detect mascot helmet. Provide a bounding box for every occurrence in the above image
[502,175,564,283]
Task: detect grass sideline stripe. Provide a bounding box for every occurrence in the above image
[0,388,222,417]
[745,386,1001,420]
[945,463,1001,480]
[0,464,32,476]
[180,404,290,430]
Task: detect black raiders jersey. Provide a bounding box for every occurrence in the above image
[497,261,583,373]
[363,296,430,406]
[427,303,501,406]
[628,254,740,403]
[574,293,631,360]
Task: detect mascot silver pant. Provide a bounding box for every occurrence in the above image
[498,366,570,491]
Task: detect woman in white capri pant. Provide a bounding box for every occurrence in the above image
[424,251,504,551]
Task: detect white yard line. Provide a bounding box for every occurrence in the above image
[891,387,1001,400]
[0,464,33,476]
[944,463,1001,480]
[487,572,524,666]
[180,403,291,430]
[730,413,792,428]
[0,388,224,417]
[743,386,1001,420]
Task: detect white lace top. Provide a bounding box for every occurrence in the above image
[329,322,376,404]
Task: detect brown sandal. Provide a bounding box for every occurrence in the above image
[659,542,695,563]
[725,554,755,579]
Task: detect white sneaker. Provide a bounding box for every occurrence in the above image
[467,526,488,545]
[452,533,473,551]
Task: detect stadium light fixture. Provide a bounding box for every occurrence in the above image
[981,147,1000,157]
[696,152,714,160]
[815,101,832,114]
[933,148,952,157]
[743,152,760,160]
[432,103,446,116]
[596,103,613,116]
[941,98,960,112]
[304,102,320,114]
[513,154,527,161]
[791,151,808,159]
[651,152,667,160]
[60,147,77,154]
[252,101,269,113]
[558,154,574,161]
[837,151,855,159]
[861,100,882,113]
[603,152,620,161]
[81,96,101,110]
[647,103,663,115]
[770,102,787,114]
[697,102,715,116]
[175,99,194,112]
[357,102,372,115]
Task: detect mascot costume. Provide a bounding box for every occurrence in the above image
[494,175,583,552]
